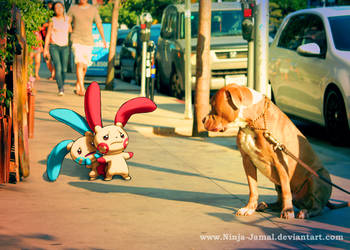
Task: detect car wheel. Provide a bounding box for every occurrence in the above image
[324,88,349,145]
[155,63,164,93]
[120,67,131,82]
[114,66,120,79]
[170,67,184,99]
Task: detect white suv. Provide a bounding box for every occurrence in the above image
[269,6,350,144]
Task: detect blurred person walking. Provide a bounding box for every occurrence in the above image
[42,0,56,80]
[44,1,71,96]
[68,0,106,96]
[29,30,43,79]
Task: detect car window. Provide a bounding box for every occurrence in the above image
[160,9,169,38]
[117,30,129,46]
[190,10,243,38]
[124,31,133,44]
[131,30,137,43]
[150,26,161,43]
[329,15,350,51]
[302,15,327,55]
[278,14,309,50]
[180,13,185,39]
[278,14,327,55]
[165,9,177,39]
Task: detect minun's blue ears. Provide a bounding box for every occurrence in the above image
[47,140,74,181]
[49,109,91,135]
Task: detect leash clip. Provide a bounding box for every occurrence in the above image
[263,131,284,151]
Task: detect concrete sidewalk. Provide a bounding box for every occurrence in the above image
[0,67,349,249]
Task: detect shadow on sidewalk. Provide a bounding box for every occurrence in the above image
[156,103,185,114]
[39,158,274,192]
[68,181,275,214]
[0,233,57,249]
[235,210,350,249]
[68,180,350,248]
[129,161,274,191]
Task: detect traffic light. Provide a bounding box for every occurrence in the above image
[241,0,255,41]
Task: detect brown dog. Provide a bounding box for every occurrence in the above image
[203,84,333,219]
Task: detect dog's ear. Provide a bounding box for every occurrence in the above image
[225,86,253,109]
[225,89,242,110]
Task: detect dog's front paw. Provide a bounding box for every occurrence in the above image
[236,206,256,216]
[296,209,309,219]
[256,201,282,212]
[256,202,269,211]
[280,207,295,219]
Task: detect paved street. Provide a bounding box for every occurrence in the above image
[0,66,349,250]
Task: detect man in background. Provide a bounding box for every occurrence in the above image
[68,0,107,96]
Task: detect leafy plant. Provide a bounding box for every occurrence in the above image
[0,88,13,116]
[99,0,176,28]
[0,0,52,72]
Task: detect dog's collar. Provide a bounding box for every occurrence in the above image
[245,96,270,131]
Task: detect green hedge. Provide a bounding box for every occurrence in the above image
[0,0,52,68]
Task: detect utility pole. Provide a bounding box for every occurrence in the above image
[105,0,120,90]
[253,0,270,97]
[241,0,255,89]
[184,0,193,119]
[247,34,254,89]
[192,0,211,137]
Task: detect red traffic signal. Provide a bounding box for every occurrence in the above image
[244,8,252,18]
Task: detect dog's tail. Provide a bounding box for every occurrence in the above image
[326,201,350,209]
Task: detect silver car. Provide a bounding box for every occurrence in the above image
[269,6,350,144]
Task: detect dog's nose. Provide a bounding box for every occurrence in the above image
[202,116,207,124]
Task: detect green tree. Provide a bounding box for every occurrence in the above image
[0,0,52,68]
[269,0,307,35]
[99,0,176,28]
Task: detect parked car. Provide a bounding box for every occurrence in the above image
[269,6,350,144]
[119,24,161,84]
[156,2,248,99]
[114,29,130,77]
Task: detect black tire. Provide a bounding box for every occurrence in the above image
[324,88,349,145]
[155,62,161,93]
[170,67,184,100]
[120,67,131,82]
[114,64,121,79]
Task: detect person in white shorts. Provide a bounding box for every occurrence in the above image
[68,0,106,96]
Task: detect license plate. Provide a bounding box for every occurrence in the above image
[225,75,247,86]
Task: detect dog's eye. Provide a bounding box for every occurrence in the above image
[77,148,82,155]
[120,133,125,138]
[103,134,109,140]
[91,141,95,146]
